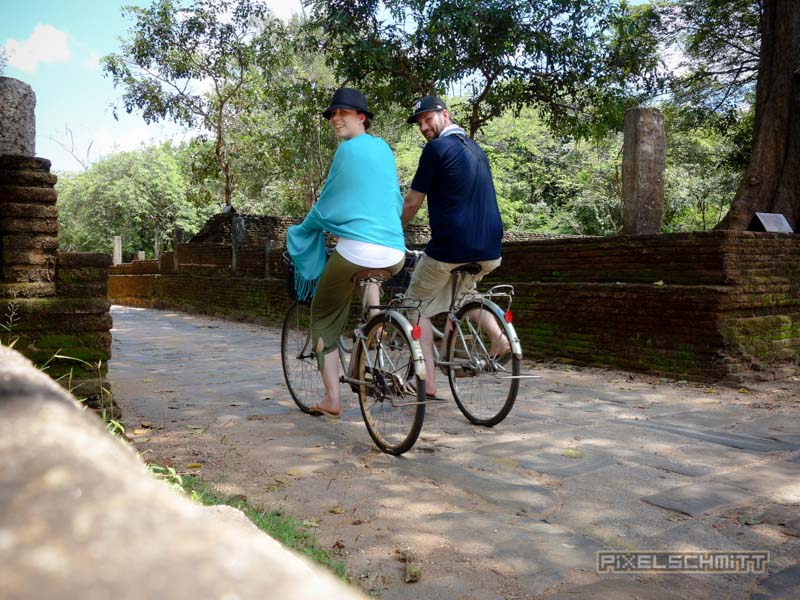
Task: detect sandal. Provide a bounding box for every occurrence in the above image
[308,404,342,419]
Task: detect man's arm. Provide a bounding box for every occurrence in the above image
[402,189,426,227]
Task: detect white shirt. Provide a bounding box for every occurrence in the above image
[336,238,405,268]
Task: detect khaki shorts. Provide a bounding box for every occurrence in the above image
[406,253,501,319]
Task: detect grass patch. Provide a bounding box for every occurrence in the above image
[177,474,347,580]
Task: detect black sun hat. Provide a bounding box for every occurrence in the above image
[322,88,374,119]
[406,95,447,124]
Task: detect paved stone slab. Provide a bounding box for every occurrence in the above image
[641,482,755,517]
[648,408,753,429]
[387,456,557,514]
[736,414,800,445]
[624,452,715,477]
[716,462,800,498]
[514,451,616,478]
[424,511,604,596]
[751,565,800,600]
[632,421,799,452]
[545,579,686,600]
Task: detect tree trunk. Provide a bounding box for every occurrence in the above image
[717,0,800,231]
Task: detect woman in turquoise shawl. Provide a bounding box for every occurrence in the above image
[286,88,406,419]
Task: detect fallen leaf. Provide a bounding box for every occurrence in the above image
[302,519,320,528]
[738,514,763,526]
[404,563,421,583]
[133,428,149,436]
[333,540,346,550]
[287,469,302,477]
[562,448,585,459]
[186,463,202,469]
[328,506,345,514]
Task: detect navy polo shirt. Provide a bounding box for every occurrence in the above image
[411,132,503,263]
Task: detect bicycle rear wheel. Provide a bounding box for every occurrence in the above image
[281,301,324,413]
[356,314,425,455]
[444,301,520,426]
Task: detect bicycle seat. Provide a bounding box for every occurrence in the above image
[450,262,482,275]
[352,268,393,282]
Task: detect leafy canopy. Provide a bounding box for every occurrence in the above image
[307,0,665,137]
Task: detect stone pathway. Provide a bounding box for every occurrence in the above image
[108,305,800,599]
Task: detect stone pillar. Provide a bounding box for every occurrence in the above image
[0,156,59,298]
[172,228,184,273]
[622,107,665,235]
[112,236,122,265]
[0,77,36,157]
[135,251,145,261]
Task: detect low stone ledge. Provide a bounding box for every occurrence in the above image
[0,346,366,600]
[58,251,113,269]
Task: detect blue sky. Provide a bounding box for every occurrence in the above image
[1,0,303,173]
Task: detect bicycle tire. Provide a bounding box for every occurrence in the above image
[444,301,520,426]
[281,301,325,413]
[356,313,425,455]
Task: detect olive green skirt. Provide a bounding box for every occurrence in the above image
[311,250,404,369]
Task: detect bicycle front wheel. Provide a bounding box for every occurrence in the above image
[356,314,425,455]
[444,301,520,426]
[281,301,324,413]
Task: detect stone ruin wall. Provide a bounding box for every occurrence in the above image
[0,77,112,391]
[109,212,800,384]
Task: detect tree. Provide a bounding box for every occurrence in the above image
[57,144,213,258]
[102,0,288,207]
[307,0,663,138]
[716,0,800,229]
[660,0,761,115]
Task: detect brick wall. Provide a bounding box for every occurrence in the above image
[109,227,800,383]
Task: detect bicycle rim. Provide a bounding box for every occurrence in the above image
[357,315,425,455]
[446,301,520,426]
[281,302,324,413]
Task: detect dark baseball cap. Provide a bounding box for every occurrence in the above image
[406,95,447,124]
[322,88,374,119]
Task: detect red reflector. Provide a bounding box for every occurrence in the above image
[411,325,422,340]
[504,310,513,323]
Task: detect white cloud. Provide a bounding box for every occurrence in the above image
[4,24,70,73]
[266,0,305,21]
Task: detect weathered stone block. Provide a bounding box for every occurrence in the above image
[0,77,36,156]
[0,184,57,204]
[1,233,59,251]
[0,216,59,234]
[0,202,58,219]
[0,282,56,298]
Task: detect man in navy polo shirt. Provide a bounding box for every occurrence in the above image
[401,95,507,398]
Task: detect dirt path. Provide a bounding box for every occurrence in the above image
[109,306,800,599]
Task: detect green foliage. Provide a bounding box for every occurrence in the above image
[57,143,215,258]
[179,475,347,579]
[103,0,290,206]
[662,113,741,231]
[307,0,665,138]
[658,0,760,113]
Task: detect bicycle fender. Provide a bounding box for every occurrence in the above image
[480,300,523,358]
[383,309,428,381]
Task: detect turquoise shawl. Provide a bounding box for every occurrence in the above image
[287,133,406,301]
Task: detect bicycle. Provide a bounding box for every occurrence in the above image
[405,251,523,426]
[280,252,427,455]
